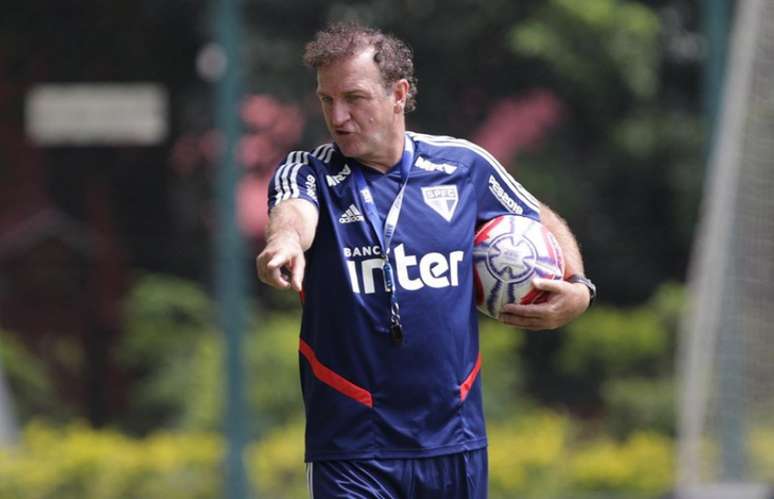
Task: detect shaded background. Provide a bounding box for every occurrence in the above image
[0,0,728,497]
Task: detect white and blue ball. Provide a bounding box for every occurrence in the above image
[473,215,565,319]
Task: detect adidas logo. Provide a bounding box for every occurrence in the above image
[339,204,364,224]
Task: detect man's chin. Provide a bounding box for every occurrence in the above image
[334,140,360,159]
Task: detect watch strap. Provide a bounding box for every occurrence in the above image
[568,274,596,307]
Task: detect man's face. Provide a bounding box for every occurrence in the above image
[316,49,405,168]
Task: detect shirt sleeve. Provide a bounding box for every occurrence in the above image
[267,151,320,212]
[466,142,541,224]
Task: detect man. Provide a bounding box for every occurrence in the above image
[257,22,595,499]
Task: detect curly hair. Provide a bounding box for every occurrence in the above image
[303,22,418,112]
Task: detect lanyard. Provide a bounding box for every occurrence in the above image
[352,136,415,344]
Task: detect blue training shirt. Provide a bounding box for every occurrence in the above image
[268,132,541,462]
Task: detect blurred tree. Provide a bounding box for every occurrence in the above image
[493,0,700,421]
[0,330,63,424]
[478,317,531,422]
[536,283,683,425]
[118,274,216,433]
[0,0,206,425]
[117,273,304,437]
[507,0,703,304]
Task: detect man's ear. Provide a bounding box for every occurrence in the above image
[393,79,410,112]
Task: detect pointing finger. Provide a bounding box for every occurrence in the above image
[290,255,306,292]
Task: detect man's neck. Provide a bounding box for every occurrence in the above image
[359,132,406,174]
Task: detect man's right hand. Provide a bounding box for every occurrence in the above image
[257,231,306,292]
[257,198,319,292]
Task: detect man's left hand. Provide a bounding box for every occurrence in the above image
[498,277,590,331]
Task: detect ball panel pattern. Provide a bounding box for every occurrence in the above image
[473,215,565,318]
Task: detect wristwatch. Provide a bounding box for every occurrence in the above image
[568,274,597,308]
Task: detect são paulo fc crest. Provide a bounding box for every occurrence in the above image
[421,185,458,222]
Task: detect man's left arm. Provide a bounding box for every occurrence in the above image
[499,202,592,330]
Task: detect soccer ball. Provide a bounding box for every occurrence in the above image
[473,214,565,319]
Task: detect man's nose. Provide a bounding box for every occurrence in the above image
[329,102,349,127]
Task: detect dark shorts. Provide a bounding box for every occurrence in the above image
[306,448,488,499]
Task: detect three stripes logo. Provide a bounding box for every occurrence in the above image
[339,204,364,224]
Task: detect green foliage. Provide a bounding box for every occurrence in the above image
[512,0,661,104]
[243,313,305,435]
[118,274,217,432]
[119,273,303,437]
[121,273,214,366]
[558,283,682,379]
[568,431,674,498]
[507,0,702,303]
[0,330,67,423]
[247,419,307,499]
[0,417,684,499]
[490,414,674,499]
[115,275,685,494]
[488,411,569,498]
[511,281,683,464]
[602,377,676,438]
[750,426,774,482]
[161,311,303,437]
[0,422,223,499]
[558,305,668,378]
[0,273,686,496]
[478,317,529,421]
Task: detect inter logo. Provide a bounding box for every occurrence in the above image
[344,243,464,294]
[421,185,459,222]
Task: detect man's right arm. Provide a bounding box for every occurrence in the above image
[256,199,319,292]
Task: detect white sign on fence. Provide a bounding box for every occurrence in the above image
[25,83,168,146]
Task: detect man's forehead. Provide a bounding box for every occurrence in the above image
[316,49,383,91]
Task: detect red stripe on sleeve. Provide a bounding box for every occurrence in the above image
[299,339,373,408]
